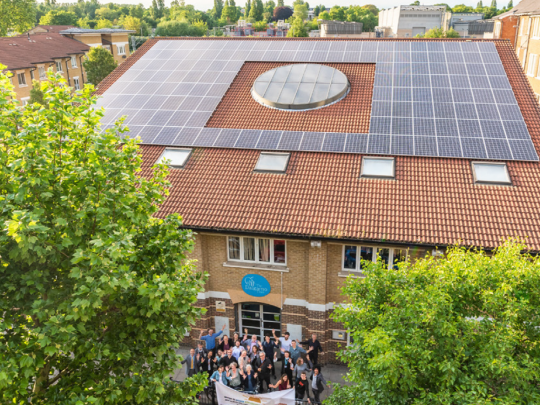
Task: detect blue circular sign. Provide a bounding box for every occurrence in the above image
[242,274,271,297]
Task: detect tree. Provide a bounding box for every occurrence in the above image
[95,6,119,21]
[264,0,275,14]
[39,9,78,25]
[155,20,207,36]
[0,0,36,36]
[245,0,251,17]
[96,18,113,28]
[507,0,513,8]
[318,10,330,20]
[0,67,207,404]
[213,0,224,18]
[410,0,420,5]
[277,0,284,6]
[490,0,497,8]
[445,27,460,37]
[28,79,45,106]
[83,46,117,85]
[286,16,307,36]
[120,15,142,32]
[77,17,92,28]
[249,0,264,21]
[273,5,293,20]
[477,0,483,7]
[293,3,308,20]
[453,4,474,12]
[362,4,378,15]
[434,3,452,11]
[328,240,540,405]
[416,27,460,38]
[253,20,267,30]
[222,0,238,22]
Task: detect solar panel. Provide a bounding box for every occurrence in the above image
[98,39,537,161]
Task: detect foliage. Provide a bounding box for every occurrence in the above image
[362,4,379,15]
[416,27,460,38]
[274,5,293,21]
[329,240,540,405]
[39,9,78,26]
[245,0,251,18]
[453,4,475,12]
[508,0,513,8]
[252,20,268,31]
[95,6,119,21]
[155,20,207,36]
[83,46,117,85]
[77,17,92,28]
[249,0,264,21]
[221,0,237,22]
[29,79,45,106]
[96,18,113,29]
[264,0,275,15]
[0,0,36,36]
[316,5,377,31]
[0,67,207,404]
[277,0,285,6]
[293,3,308,20]
[213,0,224,19]
[434,3,453,11]
[151,0,166,19]
[120,15,142,33]
[318,10,330,20]
[410,0,420,5]
[286,16,308,37]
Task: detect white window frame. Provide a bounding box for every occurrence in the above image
[527,54,538,77]
[55,61,63,72]
[342,245,408,272]
[38,66,46,80]
[117,44,126,55]
[21,96,30,106]
[71,56,77,68]
[471,161,512,185]
[17,72,27,87]
[227,236,287,266]
[30,70,35,81]
[532,18,540,39]
[361,157,395,179]
[73,76,80,90]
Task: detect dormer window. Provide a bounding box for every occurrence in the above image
[255,152,290,173]
[472,162,511,185]
[361,157,395,179]
[156,148,192,169]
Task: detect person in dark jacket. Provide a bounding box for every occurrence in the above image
[219,349,235,369]
[261,335,278,378]
[200,349,215,380]
[281,350,294,383]
[295,371,311,404]
[181,348,201,377]
[300,333,324,367]
[240,364,258,393]
[256,352,273,393]
[310,366,326,404]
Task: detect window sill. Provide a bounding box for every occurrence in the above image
[338,271,365,278]
[18,85,28,88]
[223,261,289,272]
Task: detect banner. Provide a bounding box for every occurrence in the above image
[215,382,295,405]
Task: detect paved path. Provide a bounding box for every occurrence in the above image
[172,346,351,402]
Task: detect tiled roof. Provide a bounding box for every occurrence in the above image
[207,62,374,133]
[509,0,540,15]
[59,28,135,34]
[0,33,89,70]
[99,38,540,251]
[29,25,76,33]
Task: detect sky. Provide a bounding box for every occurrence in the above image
[104,1,505,10]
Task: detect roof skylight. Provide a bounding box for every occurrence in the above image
[156,148,192,168]
[472,162,511,185]
[255,152,290,173]
[361,157,395,179]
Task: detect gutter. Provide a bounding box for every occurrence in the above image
[64,59,71,86]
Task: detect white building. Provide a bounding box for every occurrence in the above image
[376,5,451,38]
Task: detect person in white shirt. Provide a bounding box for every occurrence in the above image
[272,329,292,358]
[232,340,243,361]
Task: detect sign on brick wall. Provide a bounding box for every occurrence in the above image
[241,274,271,297]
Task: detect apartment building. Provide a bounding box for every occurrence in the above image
[376,5,451,37]
[96,37,540,363]
[28,26,134,66]
[0,33,89,103]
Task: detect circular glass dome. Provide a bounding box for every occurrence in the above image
[251,64,349,111]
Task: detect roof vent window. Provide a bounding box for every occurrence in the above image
[156,148,192,168]
[255,152,290,173]
[361,157,395,179]
[472,162,511,185]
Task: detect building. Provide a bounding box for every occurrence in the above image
[224,20,289,37]
[509,0,540,102]
[308,7,330,20]
[319,20,363,38]
[0,33,90,103]
[377,5,451,37]
[96,37,540,364]
[492,10,520,45]
[451,13,491,38]
[27,25,134,66]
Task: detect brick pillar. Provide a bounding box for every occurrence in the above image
[307,241,328,365]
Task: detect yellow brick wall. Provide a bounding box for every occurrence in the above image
[517,16,540,101]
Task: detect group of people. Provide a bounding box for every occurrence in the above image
[182,325,327,403]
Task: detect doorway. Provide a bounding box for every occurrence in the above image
[237,303,282,338]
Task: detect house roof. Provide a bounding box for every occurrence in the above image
[0,33,90,70]
[29,25,77,33]
[59,28,135,34]
[508,0,540,15]
[97,38,540,251]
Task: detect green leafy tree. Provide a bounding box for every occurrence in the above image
[344,6,378,31]
[273,5,293,20]
[77,17,91,28]
[95,6,119,21]
[329,5,346,20]
[416,27,460,38]
[120,15,142,32]
[222,0,238,22]
[410,0,420,5]
[155,20,206,36]
[245,0,251,17]
[96,18,113,28]
[318,10,330,20]
[277,0,284,6]
[39,9,78,25]
[453,4,474,12]
[249,0,264,21]
[507,0,513,8]
[213,0,224,18]
[491,0,497,8]
[130,4,145,19]
[264,0,275,14]
[0,67,207,404]
[362,4,378,15]
[286,15,307,36]
[83,46,117,85]
[477,0,483,8]
[28,79,45,106]
[252,20,267,30]
[293,3,308,20]
[328,240,540,405]
[0,0,36,36]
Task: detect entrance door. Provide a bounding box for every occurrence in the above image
[238,303,282,338]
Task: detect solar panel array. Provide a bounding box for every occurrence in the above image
[97,39,538,161]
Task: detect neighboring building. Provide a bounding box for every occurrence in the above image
[308,7,330,20]
[0,33,89,103]
[96,37,540,364]
[26,26,134,66]
[319,20,363,38]
[225,20,290,37]
[492,9,520,45]
[454,19,495,38]
[509,0,540,102]
[451,13,488,37]
[377,5,451,37]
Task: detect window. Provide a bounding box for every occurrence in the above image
[30,70,34,81]
[55,61,63,72]
[472,162,511,185]
[255,152,290,173]
[361,157,395,178]
[527,54,538,77]
[38,66,46,80]
[227,236,286,265]
[71,56,77,67]
[73,77,80,90]
[117,44,126,55]
[21,97,30,106]
[533,18,540,39]
[342,245,408,272]
[156,148,192,168]
[17,72,26,87]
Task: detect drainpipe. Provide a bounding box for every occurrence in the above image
[79,54,85,85]
[522,16,533,72]
[64,59,71,87]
